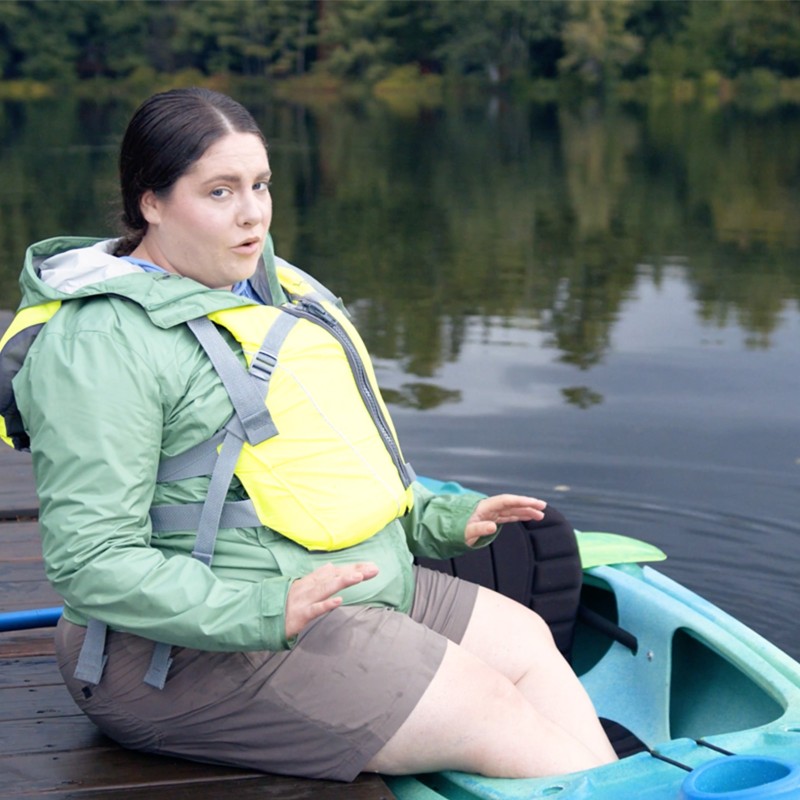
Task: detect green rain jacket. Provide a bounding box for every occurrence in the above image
[10,236,489,653]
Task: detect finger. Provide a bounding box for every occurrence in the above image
[300,562,379,603]
[465,520,499,546]
[350,561,381,580]
[478,495,547,517]
[473,520,499,537]
[498,495,547,510]
[306,594,343,621]
[495,506,547,523]
[488,493,546,503]
[285,593,343,639]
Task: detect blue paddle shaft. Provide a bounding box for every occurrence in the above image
[0,606,62,632]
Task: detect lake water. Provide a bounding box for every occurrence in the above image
[1,91,798,660]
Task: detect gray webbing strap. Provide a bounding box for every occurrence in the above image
[248,312,296,383]
[191,430,247,566]
[150,498,260,532]
[144,427,246,688]
[73,618,109,685]
[143,641,174,689]
[156,429,226,482]
[187,317,275,446]
[156,415,251,483]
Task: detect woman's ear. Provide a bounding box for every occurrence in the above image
[139,190,161,225]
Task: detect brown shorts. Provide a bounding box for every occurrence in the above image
[55,566,479,781]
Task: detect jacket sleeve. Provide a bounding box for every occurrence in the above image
[15,311,293,652]
[399,480,500,560]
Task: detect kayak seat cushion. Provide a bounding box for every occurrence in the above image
[414,504,583,659]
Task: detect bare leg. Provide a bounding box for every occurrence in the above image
[366,639,608,777]
[366,638,611,778]
[459,587,618,764]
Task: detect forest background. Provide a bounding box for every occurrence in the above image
[3,0,800,109]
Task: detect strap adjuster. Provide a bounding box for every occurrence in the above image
[249,349,278,381]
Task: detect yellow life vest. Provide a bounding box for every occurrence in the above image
[193,263,416,551]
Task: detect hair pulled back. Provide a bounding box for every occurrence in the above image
[113,87,265,256]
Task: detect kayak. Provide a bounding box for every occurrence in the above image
[386,478,800,800]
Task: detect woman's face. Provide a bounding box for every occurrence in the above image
[135,131,272,289]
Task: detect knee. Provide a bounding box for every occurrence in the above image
[504,600,557,651]
[503,606,568,680]
[527,607,557,644]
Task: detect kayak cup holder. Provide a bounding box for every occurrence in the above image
[678,756,800,799]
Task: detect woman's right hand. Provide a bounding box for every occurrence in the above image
[285,561,379,640]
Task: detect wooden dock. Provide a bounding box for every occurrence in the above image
[0,445,396,799]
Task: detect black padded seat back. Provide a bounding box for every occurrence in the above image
[415,505,583,659]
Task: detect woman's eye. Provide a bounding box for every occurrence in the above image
[254,181,271,192]
[210,187,230,198]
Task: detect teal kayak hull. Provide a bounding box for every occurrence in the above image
[388,479,800,800]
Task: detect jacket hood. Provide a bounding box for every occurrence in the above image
[18,235,286,328]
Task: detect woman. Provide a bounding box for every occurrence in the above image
[6,88,616,781]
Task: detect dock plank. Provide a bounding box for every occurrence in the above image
[0,561,53,582]
[0,580,62,610]
[0,655,62,688]
[1,682,77,722]
[0,715,103,757]
[0,452,396,799]
[0,521,41,548]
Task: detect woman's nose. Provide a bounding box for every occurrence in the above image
[239,191,265,226]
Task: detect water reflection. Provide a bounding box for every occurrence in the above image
[380,383,462,411]
[1,92,798,658]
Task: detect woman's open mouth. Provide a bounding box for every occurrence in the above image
[233,237,261,255]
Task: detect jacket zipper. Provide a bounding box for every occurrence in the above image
[282,299,413,489]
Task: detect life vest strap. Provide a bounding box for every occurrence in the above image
[140,429,246,691]
[73,618,109,685]
[192,429,248,566]
[143,641,174,690]
[150,498,260,532]
[187,317,277,446]
[156,429,227,483]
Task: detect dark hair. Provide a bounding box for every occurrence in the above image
[113,87,266,256]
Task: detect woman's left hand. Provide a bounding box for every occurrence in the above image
[464,495,547,547]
